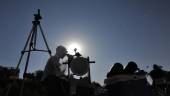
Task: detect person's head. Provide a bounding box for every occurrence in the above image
[110,62,124,72]
[124,61,139,74]
[55,45,67,58]
[153,64,162,70]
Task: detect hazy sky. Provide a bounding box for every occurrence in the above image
[0,0,170,84]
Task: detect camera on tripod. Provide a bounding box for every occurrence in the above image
[34,9,42,21]
[32,9,42,25]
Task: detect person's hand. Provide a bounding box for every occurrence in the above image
[66,54,73,59]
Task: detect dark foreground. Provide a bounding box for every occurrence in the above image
[0,77,169,96]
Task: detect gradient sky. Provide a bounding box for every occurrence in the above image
[0,0,170,85]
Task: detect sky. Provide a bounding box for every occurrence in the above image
[0,0,170,85]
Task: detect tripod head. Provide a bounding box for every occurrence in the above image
[34,9,42,21]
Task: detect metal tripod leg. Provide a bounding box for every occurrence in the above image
[16,26,35,70]
[39,24,51,56]
[19,25,36,96]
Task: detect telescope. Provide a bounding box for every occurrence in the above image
[65,51,95,76]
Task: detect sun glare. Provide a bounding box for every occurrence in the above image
[68,43,82,55]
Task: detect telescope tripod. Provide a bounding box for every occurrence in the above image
[16,9,51,78]
[13,9,51,96]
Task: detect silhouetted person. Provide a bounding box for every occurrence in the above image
[107,63,123,78]
[42,45,68,96]
[149,64,167,95]
[149,64,166,79]
[105,63,124,96]
[167,71,170,96]
[123,61,139,74]
[167,71,170,81]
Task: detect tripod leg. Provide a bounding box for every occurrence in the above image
[19,80,25,96]
[19,26,36,96]
[33,26,38,49]
[16,26,35,70]
[23,26,36,77]
[5,83,12,96]
[39,24,51,56]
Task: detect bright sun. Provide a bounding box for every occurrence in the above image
[68,43,82,55]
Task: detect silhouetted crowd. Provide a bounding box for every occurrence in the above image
[0,61,170,96]
[105,61,170,96]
